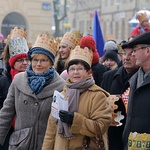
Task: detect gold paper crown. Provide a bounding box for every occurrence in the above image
[61,29,83,49]
[9,37,29,58]
[55,37,62,50]
[10,27,27,39]
[136,12,148,23]
[32,33,57,57]
[117,42,125,54]
[69,46,93,67]
[106,34,116,42]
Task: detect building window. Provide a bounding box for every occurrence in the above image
[121,19,125,40]
[115,21,119,40]
[79,20,84,33]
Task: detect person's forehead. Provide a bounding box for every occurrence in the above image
[124,47,133,51]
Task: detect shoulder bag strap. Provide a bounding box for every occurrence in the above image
[93,121,105,150]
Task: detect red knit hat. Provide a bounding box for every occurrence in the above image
[9,53,27,68]
[80,36,96,52]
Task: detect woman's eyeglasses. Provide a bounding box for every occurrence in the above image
[68,68,85,73]
[32,59,49,65]
[16,58,29,63]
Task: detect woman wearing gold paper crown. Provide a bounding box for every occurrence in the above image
[42,46,112,150]
[130,12,150,36]
[0,27,30,150]
[54,29,83,75]
[0,33,65,150]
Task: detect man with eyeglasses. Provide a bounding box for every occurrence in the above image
[101,40,139,150]
[122,31,150,150]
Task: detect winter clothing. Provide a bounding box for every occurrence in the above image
[0,71,65,150]
[129,31,150,46]
[101,66,138,150]
[130,23,150,36]
[80,35,106,86]
[103,40,118,53]
[122,68,150,150]
[103,50,120,64]
[130,12,150,36]
[28,47,55,64]
[80,36,96,52]
[26,64,55,94]
[42,78,112,150]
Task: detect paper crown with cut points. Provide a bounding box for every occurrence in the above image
[136,12,149,23]
[9,37,29,58]
[10,27,27,39]
[61,29,83,49]
[32,33,57,57]
[69,46,93,67]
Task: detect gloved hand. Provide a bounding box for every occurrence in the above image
[59,110,74,124]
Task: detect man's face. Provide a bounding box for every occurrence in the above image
[132,44,149,68]
[122,48,139,73]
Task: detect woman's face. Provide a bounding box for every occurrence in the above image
[14,57,30,72]
[68,63,90,83]
[31,54,52,74]
[103,58,118,69]
[59,44,70,59]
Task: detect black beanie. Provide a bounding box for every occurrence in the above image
[103,51,119,64]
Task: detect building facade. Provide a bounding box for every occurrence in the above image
[68,0,150,41]
[0,0,53,43]
[0,0,149,43]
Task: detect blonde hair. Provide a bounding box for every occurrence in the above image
[54,45,72,71]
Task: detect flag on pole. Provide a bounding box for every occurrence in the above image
[92,10,105,57]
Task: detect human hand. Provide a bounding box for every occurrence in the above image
[59,110,74,124]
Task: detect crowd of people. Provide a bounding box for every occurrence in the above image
[0,11,150,150]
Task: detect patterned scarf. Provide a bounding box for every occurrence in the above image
[26,64,55,94]
[58,76,95,138]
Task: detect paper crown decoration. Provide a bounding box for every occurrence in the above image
[69,46,93,67]
[10,27,27,39]
[32,33,57,57]
[136,12,148,23]
[61,29,83,49]
[9,37,29,58]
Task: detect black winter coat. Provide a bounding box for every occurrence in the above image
[92,62,107,87]
[123,71,150,150]
[0,70,11,109]
[101,66,138,150]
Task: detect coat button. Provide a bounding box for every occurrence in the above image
[24,100,28,105]
[35,102,39,106]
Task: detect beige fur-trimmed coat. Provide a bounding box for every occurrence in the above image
[42,84,112,150]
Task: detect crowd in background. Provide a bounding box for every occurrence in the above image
[0,10,150,150]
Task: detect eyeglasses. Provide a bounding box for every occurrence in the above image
[32,59,49,65]
[16,58,29,63]
[132,46,148,53]
[68,67,85,73]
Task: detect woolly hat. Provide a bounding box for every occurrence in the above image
[104,40,118,53]
[80,36,100,65]
[80,36,96,52]
[103,50,119,64]
[9,37,29,68]
[28,33,57,64]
